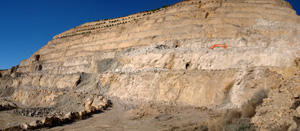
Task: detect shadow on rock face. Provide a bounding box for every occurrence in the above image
[97,59,120,73]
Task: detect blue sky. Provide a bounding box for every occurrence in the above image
[0,0,299,70]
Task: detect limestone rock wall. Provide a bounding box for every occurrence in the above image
[17,0,300,75]
[1,0,300,108]
[99,70,236,106]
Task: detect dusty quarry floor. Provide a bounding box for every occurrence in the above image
[29,99,215,131]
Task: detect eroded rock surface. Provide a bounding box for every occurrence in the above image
[0,0,300,130]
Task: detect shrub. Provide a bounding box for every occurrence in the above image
[241,101,256,117]
[241,88,268,117]
[207,109,241,131]
[224,117,255,131]
[207,107,260,131]
[206,88,268,131]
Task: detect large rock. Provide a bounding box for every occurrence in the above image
[0,99,17,111]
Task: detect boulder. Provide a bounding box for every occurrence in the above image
[29,120,43,128]
[20,123,30,130]
[79,110,88,120]
[42,117,53,127]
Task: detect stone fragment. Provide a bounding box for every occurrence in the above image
[90,106,97,112]
[103,99,108,105]
[29,120,43,128]
[73,112,80,120]
[85,98,93,113]
[6,122,19,129]
[63,112,72,122]
[79,110,88,120]
[98,95,104,100]
[95,105,103,110]
[20,123,30,130]
[64,112,72,118]
[52,116,63,126]
[0,99,17,111]
[42,117,53,127]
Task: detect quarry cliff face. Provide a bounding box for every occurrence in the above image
[2,0,300,106]
[1,0,300,129]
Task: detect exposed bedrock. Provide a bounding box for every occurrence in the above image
[0,0,300,129]
[1,0,300,108]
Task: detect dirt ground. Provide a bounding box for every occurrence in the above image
[0,99,217,131]
[46,99,216,131]
[0,110,43,130]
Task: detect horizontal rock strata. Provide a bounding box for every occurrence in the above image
[1,0,299,107]
[0,0,300,129]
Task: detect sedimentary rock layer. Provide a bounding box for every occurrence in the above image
[1,0,300,109]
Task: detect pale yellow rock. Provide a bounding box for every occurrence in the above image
[11,79,20,88]
[0,0,300,123]
[296,106,300,117]
[84,98,93,112]
[56,74,80,89]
